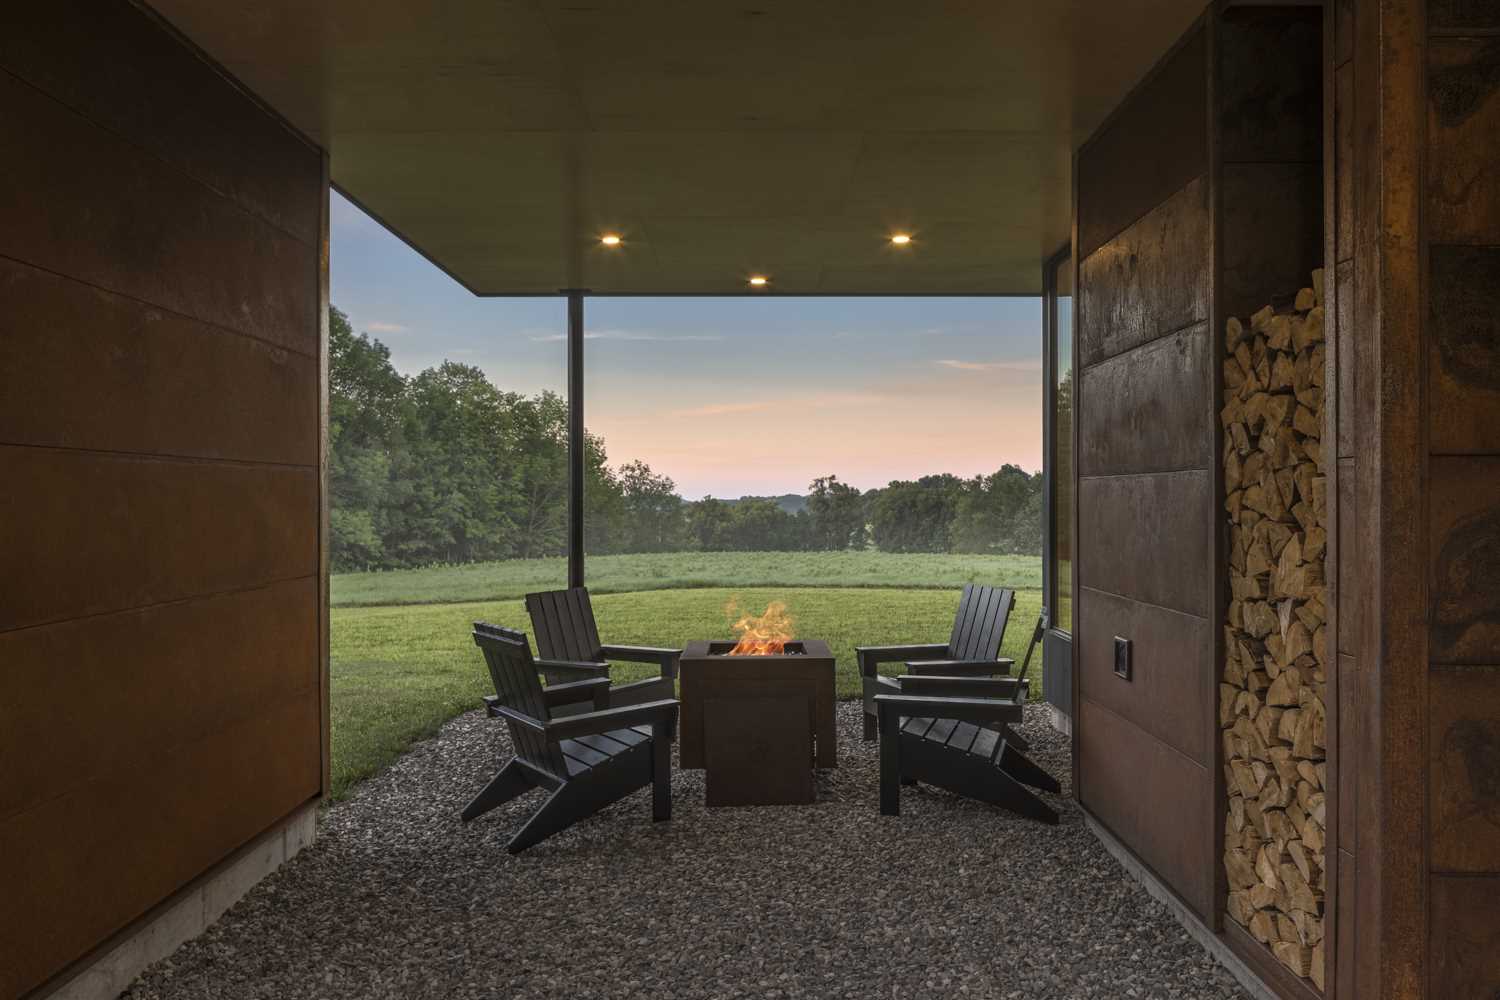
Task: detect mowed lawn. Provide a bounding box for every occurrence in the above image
[331,585,1044,800]
[332,550,1042,607]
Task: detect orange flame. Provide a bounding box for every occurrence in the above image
[727,600,794,656]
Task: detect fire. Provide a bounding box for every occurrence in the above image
[727,600,794,655]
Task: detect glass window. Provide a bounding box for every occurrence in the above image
[1049,251,1074,634]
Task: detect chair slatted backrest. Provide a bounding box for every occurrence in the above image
[472,622,568,781]
[946,584,1016,661]
[526,587,605,662]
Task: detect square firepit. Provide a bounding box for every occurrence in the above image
[678,638,836,805]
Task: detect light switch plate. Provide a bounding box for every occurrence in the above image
[1113,635,1132,681]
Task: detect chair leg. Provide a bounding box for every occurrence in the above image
[461,759,535,822]
[1000,724,1030,754]
[863,710,877,742]
[997,741,1062,794]
[651,720,672,822]
[977,767,1059,825]
[506,785,581,853]
[878,703,901,816]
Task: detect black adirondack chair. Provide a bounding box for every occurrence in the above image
[875,674,1060,825]
[463,623,678,853]
[857,584,1017,741]
[526,587,679,713]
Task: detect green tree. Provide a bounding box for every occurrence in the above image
[616,460,686,552]
[868,474,964,553]
[688,496,733,550]
[806,475,867,550]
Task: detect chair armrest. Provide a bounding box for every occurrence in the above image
[491,703,548,733]
[854,644,949,676]
[546,699,679,741]
[542,676,612,709]
[874,692,1026,726]
[535,657,609,679]
[599,644,682,679]
[904,658,1014,677]
[896,675,1024,699]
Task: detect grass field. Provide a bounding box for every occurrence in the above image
[330,584,1044,801]
[331,550,1042,607]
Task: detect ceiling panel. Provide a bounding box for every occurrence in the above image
[148,0,1206,294]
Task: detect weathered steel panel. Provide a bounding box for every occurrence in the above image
[1077,26,1208,260]
[0,447,317,632]
[0,697,319,1000]
[1429,875,1500,997]
[1078,176,1211,368]
[1429,457,1500,665]
[1218,9,1322,165]
[0,257,318,465]
[1078,323,1213,477]
[1428,245,1500,455]
[0,0,320,245]
[1428,668,1500,873]
[1078,470,1215,619]
[0,579,319,821]
[1220,162,1324,321]
[1079,698,1216,918]
[1427,39,1500,246]
[1077,586,1212,766]
[0,73,318,354]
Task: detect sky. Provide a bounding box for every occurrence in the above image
[331,191,1043,499]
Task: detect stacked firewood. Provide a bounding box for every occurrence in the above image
[1220,270,1329,991]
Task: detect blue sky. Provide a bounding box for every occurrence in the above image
[331,191,1042,499]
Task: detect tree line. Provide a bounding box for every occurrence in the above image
[329,307,1042,572]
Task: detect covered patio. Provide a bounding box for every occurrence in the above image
[5,1,1498,1000]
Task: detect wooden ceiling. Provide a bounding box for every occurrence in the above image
[148,0,1205,295]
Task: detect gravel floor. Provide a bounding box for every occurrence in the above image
[124,703,1249,1000]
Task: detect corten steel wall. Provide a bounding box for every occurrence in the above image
[1073,5,1324,994]
[1328,0,1500,996]
[0,3,327,998]
[1074,20,1220,924]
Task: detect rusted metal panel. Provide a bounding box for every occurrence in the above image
[1427,39,1500,246]
[1217,8,1323,165]
[1078,175,1211,368]
[1220,162,1323,321]
[1076,586,1212,766]
[1078,470,1214,618]
[0,447,318,632]
[0,579,319,822]
[0,0,321,245]
[1077,26,1208,261]
[1428,667,1500,873]
[1079,698,1215,918]
[0,257,318,465]
[0,697,319,1000]
[1429,457,1500,666]
[0,72,318,355]
[1428,245,1500,455]
[1078,323,1213,477]
[1429,875,1500,997]
[1429,0,1500,33]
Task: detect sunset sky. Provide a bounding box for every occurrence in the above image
[331,192,1042,499]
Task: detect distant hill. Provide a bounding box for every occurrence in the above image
[722,493,808,514]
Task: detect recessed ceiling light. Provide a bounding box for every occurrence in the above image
[600,234,622,247]
[748,275,769,287]
[890,233,913,246]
